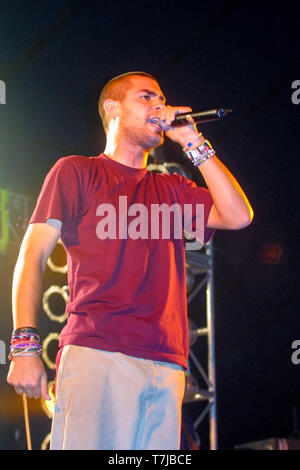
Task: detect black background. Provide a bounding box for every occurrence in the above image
[0,0,299,450]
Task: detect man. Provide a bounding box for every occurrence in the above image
[7,71,253,450]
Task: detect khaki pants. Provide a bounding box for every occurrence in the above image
[50,345,185,450]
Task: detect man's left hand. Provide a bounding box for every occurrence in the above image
[159,105,200,148]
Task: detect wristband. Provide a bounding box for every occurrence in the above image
[184,139,215,167]
[8,327,42,361]
[13,326,39,335]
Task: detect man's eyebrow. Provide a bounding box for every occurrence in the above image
[137,89,166,103]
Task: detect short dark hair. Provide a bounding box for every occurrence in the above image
[98,71,157,133]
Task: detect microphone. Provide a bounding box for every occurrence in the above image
[158,108,232,129]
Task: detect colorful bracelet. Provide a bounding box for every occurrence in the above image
[184,139,215,167]
[8,327,42,361]
[13,326,39,335]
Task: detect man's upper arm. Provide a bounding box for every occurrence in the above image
[20,222,62,270]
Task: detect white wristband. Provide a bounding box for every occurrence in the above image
[184,139,215,166]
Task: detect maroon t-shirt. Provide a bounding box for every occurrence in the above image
[30,153,214,369]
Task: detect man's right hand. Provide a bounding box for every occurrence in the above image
[7,356,51,400]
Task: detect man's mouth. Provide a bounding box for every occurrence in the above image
[148,117,163,133]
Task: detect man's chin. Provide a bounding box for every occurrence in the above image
[144,134,164,152]
[151,133,164,149]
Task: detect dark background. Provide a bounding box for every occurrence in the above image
[0,0,299,450]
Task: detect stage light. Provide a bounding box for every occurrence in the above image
[47,239,67,273]
[183,373,213,403]
[147,161,189,178]
[42,332,59,369]
[188,318,208,347]
[42,285,69,323]
[41,381,55,419]
[259,243,282,265]
[163,162,190,178]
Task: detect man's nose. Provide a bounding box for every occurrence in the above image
[153,96,165,110]
[154,101,165,114]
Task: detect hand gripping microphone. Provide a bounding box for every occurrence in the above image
[158,108,232,129]
[170,108,232,127]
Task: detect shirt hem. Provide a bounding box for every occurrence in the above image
[59,336,188,370]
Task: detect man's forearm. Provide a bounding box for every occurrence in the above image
[168,122,253,229]
[12,252,45,329]
[198,155,253,229]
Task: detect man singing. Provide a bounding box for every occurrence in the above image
[7,71,253,450]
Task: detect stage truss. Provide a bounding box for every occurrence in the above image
[184,241,217,450]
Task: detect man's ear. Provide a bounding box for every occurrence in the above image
[103,99,120,119]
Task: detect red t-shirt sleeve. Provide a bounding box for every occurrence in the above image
[29,156,82,227]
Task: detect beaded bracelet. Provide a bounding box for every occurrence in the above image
[13,326,39,335]
[184,139,215,167]
[8,327,42,361]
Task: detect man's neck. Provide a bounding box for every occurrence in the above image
[104,136,148,169]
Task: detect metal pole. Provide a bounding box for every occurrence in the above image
[206,241,218,450]
[22,393,32,450]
